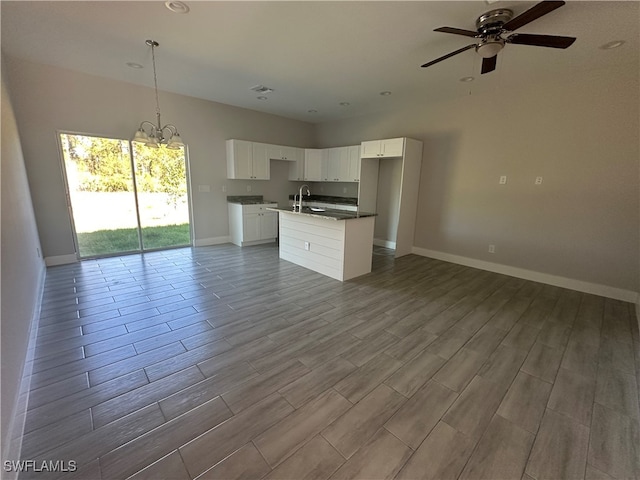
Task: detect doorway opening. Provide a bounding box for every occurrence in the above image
[59,132,191,258]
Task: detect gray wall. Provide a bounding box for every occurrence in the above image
[1,61,45,469]
[4,56,316,259]
[374,157,402,243]
[316,66,639,293]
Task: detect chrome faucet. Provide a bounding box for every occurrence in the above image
[296,184,310,212]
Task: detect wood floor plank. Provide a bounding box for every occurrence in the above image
[22,246,639,480]
[459,415,534,480]
[279,357,356,408]
[222,359,310,413]
[594,364,640,419]
[322,384,405,459]
[196,443,271,480]
[328,428,412,480]
[333,353,402,403]
[100,396,232,479]
[525,409,590,480]
[254,389,352,468]
[127,450,191,480]
[477,344,528,393]
[341,331,399,367]
[179,393,294,478]
[547,367,596,426]
[587,403,640,480]
[520,341,564,384]
[395,421,476,480]
[262,435,345,480]
[442,375,505,440]
[385,380,458,449]
[497,371,553,434]
[91,364,204,428]
[433,347,485,393]
[159,361,258,420]
[384,349,446,398]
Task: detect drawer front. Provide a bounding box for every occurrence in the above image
[242,203,277,214]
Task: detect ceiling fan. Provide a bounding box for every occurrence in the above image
[421,0,576,74]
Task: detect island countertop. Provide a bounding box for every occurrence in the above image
[267,207,376,221]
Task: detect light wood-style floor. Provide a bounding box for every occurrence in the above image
[20,244,640,480]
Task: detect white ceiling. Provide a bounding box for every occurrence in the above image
[1,1,638,123]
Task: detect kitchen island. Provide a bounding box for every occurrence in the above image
[268,207,376,281]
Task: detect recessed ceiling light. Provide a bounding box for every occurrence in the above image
[460,76,475,82]
[126,62,144,69]
[379,91,392,96]
[165,1,190,13]
[257,96,268,101]
[307,109,318,113]
[599,40,625,50]
[339,102,350,107]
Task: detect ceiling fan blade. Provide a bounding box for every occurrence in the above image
[503,1,565,31]
[481,55,497,74]
[421,44,476,68]
[507,33,576,49]
[434,27,478,38]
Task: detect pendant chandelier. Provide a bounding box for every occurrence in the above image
[132,40,184,149]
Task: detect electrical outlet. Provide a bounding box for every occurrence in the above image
[222,184,227,192]
[304,241,310,251]
[535,176,543,185]
[343,187,347,193]
[246,185,251,192]
[499,176,507,185]
[198,185,210,193]
[488,244,495,253]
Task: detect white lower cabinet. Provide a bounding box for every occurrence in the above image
[228,203,278,246]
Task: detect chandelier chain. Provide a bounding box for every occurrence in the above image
[151,42,161,117]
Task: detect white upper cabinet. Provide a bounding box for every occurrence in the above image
[269,144,303,162]
[288,158,304,181]
[227,140,270,180]
[348,145,361,182]
[251,143,271,180]
[303,149,324,181]
[324,146,358,182]
[360,138,405,158]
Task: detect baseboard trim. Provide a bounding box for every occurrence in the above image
[412,247,638,303]
[3,263,46,478]
[374,238,396,249]
[194,236,231,247]
[44,253,77,266]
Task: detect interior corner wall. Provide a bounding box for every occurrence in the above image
[1,57,46,473]
[3,55,315,260]
[315,65,640,294]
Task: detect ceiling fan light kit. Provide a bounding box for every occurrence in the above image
[133,39,184,150]
[421,0,576,75]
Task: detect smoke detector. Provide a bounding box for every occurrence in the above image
[250,85,274,94]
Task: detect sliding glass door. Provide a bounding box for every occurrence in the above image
[59,132,191,258]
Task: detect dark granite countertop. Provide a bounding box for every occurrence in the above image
[287,194,357,206]
[268,206,376,221]
[227,195,277,205]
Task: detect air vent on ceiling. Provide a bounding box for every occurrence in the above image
[250,85,274,94]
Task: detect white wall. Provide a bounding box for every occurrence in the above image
[4,56,315,259]
[316,66,640,295]
[1,60,46,475]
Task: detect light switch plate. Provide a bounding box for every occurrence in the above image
[499,176,507,185]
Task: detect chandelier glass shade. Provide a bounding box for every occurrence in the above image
[133,40,184,150]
